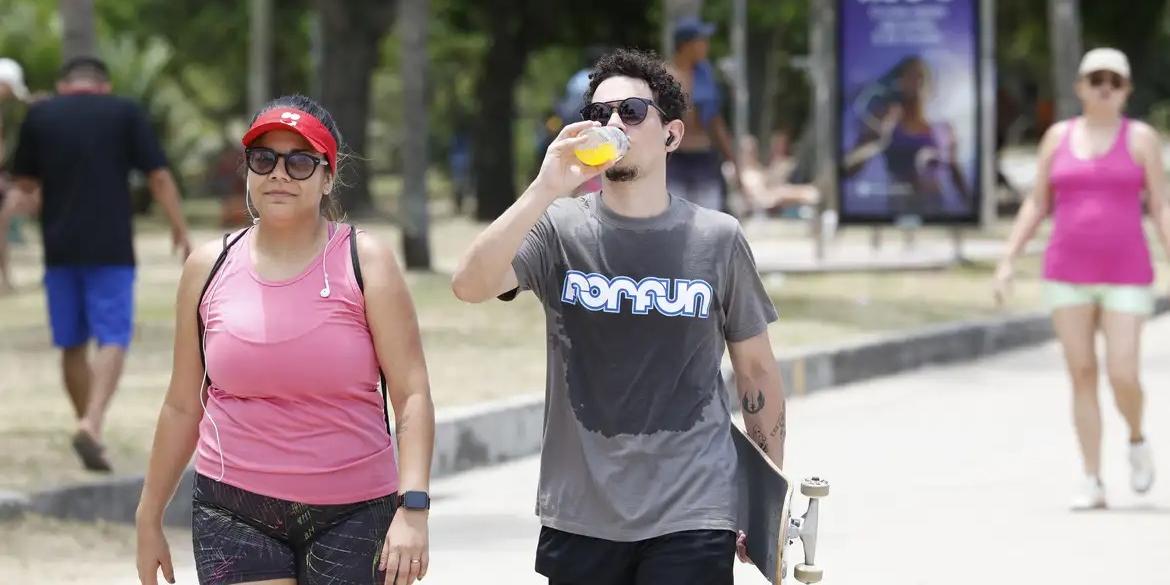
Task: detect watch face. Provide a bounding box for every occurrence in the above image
[403,491,430,510]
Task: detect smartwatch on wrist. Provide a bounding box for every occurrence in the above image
[397,490,431,511]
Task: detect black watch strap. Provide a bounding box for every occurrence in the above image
[397,490,431,510]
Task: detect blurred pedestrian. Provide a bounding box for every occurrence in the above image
[0,56,32,293]
[135,94,436,585]
[453,49,786,583]
[667,17,745,214]
[9,56,192,472]
[994,48,1164,509]
[556,46,607,196]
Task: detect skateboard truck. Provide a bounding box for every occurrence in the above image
[786,477,829,584]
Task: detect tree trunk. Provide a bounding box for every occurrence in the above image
[316,0,396,217]
[473,7,526,221]
[247,0,273,113]
[399,0,431,269]
[1047,0,1083,120]
[60,0,96,60]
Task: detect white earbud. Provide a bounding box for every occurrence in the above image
[245,185,259,225]
[319,221,341,298]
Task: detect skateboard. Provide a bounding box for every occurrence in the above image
[732,424,829,584]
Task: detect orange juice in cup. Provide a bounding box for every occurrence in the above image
[574,126,629,166]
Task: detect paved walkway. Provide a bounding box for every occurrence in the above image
[91,315,1169,585]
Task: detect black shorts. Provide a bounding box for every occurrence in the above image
[191,473,396,585]
[535,526,736,585]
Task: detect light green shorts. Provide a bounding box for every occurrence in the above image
[1044,281,1154,315]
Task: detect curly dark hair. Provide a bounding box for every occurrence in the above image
[584,48,688,122]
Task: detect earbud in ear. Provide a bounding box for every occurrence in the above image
[665,134,675,146]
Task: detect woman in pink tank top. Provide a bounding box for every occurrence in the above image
[995,49,1166,510]
[135,95,436,585]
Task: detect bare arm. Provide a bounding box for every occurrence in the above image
[1002,122,1066,262]
[9,176,42,215]
[994,122,1066,304]
[1135,123,1170,260]
[450,184,556,303]
[711,114,739,173]
[146,168,192,259]
[358,233,435,493]
[135,240,220,526]
[452,120,609,303]
[729,331,786,469]
[357,232,436,583]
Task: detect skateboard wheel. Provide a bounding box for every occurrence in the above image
[794,563,824,583]
[801,477,830,498]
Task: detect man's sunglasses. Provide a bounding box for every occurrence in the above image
[245,147,329,181]
[580,97,668,126]
[1087,70,1125,90]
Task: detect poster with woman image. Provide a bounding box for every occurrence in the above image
[838,0,982,224]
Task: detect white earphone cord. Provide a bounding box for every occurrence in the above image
[201,220,341,481]
[200,246,234,482]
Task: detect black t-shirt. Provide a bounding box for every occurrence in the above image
[12,94,167,266]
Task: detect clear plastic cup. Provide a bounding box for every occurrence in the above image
[574,126,629,166]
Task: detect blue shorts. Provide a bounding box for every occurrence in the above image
[44,266,136,348]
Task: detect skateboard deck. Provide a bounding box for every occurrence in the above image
[733,423,792,585]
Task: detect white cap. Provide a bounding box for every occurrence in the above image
[0,58,29,101]
[1078,48,1130,79]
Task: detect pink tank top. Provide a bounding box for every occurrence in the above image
[1044,118,1153,285]
[196,224,398,504]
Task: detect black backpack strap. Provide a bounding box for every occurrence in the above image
[198,227,252,371]
[350,223,365,292]
[349,224,393,439]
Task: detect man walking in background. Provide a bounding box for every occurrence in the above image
[667,17,746,215]
[10,56,191,472]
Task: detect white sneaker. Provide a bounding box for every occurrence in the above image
[1129,441,1155,494]
[1071,476,1106,511]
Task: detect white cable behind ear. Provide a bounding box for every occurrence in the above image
[246,184,259,225]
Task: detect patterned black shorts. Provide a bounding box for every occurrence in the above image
[191,473,396,585]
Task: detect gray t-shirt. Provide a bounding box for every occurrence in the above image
[507,192,778,541]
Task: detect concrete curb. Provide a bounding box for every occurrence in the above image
[10,300,1167,526]
[0,490,30,521]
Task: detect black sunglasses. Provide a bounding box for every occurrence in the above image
[1087,70,1125,90]
[245,147,329,181]
[580,97,668,126]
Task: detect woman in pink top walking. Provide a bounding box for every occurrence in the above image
[135,95,436,585]
[995,49,1167,510]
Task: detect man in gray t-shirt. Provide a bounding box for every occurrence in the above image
[454,49,787,585]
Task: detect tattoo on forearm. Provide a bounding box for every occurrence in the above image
[749,424,767,452]
[741,389,765,414]
[769,401,786,444]
[396,413,410,437]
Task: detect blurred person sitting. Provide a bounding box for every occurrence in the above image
[729,133,818,217]
[0,57,32,293]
